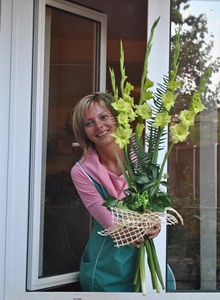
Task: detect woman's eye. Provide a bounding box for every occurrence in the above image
[85,120,93,127]
[101,114,109,120]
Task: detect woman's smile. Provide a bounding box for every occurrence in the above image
[96,129,110,137]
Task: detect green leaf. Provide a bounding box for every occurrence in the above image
[152,192,171,211]
[150,164,159,179]
[102,196,118,208]
[127,203,140,211]
[149,185,158,198]
[160,181,169,188]
[136,175,149,184]
[145,180,156,188]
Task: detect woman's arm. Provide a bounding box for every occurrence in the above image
[71,164,115,229]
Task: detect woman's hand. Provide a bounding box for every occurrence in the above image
[133,224,161,248]
[146,223,161,240]
[133,237,145,248]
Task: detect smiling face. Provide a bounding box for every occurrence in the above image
[84,102,117,149]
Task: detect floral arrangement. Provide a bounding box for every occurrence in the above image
[99,17,211,295]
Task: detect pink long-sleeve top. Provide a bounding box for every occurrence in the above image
[71,147,127,229]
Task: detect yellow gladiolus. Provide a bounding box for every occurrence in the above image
[152,111,171,128]
[111,126,132,149]
[118,111,135,127]
[179,110,196,128]
[111,98,131,112]
[191,94,205,113]
[162,91,177,111]
[123,93,134,105]
[170,123,190,144]
[136,122,145,137]
[124,82,134,94]
[168,80,181,91]
[135,102,152,120]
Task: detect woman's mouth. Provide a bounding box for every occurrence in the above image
[96,130,109,137]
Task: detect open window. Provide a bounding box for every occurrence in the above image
[28,0,107,290]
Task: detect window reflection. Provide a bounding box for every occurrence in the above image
[168,0,220,290]
[40,6,100,278]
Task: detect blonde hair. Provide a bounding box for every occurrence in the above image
[72,92,115,152]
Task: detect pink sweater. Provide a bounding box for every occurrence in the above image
[71,148,127,229]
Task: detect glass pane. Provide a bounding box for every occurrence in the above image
[168,0,220,291]
[39,6,101,278]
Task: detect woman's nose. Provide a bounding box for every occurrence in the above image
[95,119,103,129]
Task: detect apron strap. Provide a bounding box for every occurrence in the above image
[76,162,109,199]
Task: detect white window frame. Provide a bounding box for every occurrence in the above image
[27,0,107,291]
[0,1,13,300]
[2,0,220,299]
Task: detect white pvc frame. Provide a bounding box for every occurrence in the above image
[27,0,107,291]
[0,1,13,300]
[1,0,220,299]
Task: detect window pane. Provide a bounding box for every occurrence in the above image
[168,0,220,290]
[39,6,100,278]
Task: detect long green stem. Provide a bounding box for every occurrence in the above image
[120,40,126,97]
[139,243,146,295]
[134,269,140,293]
[133,238,165,295]
[149,239,165,289]
[134,247,141,291]
[145,239,160,293]
[151,127,164,164]
[156,141,175,187]
[170,28,181,82]
[124,147,136,184]
[139,17,160,105]
[115,149,135,189]
[134,274,141,293]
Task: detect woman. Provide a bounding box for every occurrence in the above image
[71,92,161,292]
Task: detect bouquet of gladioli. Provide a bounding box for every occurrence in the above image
[100,17,211,295]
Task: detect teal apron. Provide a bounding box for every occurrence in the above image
[78,169,176,292]
[79,175,138,292]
